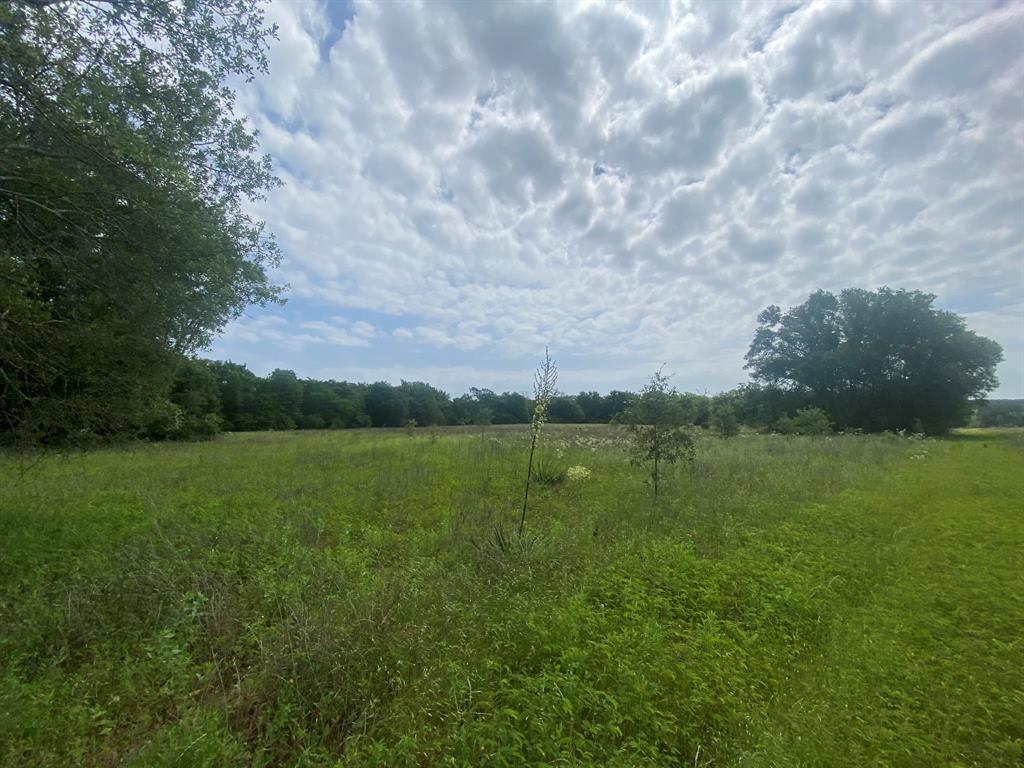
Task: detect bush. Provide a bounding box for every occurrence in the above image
[775,407,833,435]
[709,401,740,437]
[141,400,185,441]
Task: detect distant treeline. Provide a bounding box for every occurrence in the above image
[152,357,946,440]
[972,399,1024,428]
[156,359,651,438]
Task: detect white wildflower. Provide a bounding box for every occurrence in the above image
[566,465,592,481]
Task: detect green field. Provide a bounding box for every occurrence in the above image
[1,427,1021,766]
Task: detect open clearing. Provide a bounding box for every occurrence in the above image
[1,427,1021,766]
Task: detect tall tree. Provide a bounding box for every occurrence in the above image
[746,288,1003,434]
[0,0,280,443]
[266,369,302,429]
[399,380,449,426]
[364,382,409,428]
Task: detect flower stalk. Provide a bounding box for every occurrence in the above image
[519,347,557,537]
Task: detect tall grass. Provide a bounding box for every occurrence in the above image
[1,427,1020,766]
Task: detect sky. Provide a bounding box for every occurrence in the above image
[207,0,1024,398]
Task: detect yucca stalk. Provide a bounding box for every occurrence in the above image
[519,347,557,537]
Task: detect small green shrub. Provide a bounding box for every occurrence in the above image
[774,406,833,435]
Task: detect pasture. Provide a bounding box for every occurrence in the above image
[1,426,1021,766]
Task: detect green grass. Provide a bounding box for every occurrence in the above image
[1,426,1021,766]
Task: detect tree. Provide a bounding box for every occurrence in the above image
[548,395,585,423]
[299,380,366,429]
[265,370,302,429]
[603,390,637,422]
[364,382,409,428]
[449,388,528,425]
[0,0,280,443]
[206,361,263,431]
[709,397,740,437]
[494,392,531,424]
[679,392,711,428]
[746,288,1003,434]
[399,381,449,426]
[166,358,222,438]
[576,391,606,422]
[617,369,695,496]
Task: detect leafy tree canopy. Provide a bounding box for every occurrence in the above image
[1,0,280,443]
[745,288,1003,434]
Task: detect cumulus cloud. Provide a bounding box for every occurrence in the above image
[210,0,1024,397]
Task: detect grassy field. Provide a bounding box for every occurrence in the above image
[1,426,1021,766]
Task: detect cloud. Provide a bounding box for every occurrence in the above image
[223,314,377,349]
[862,105,950,165]
[904,4,1024,96]
[208,0,1024,398]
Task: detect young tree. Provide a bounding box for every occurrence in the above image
[0,0,280,443]
[746,288,1003,434]
[618,369,695,496]
[519,348,557,536]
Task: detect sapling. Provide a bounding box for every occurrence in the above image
[618,368,695,496]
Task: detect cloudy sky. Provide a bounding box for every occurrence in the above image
[207,0,1024,398]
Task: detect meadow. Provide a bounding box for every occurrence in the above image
[1,426,1021,767]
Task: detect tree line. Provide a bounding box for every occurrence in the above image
[146,360,1003,443]
[973,400,1024,428]
[153,358,658,438]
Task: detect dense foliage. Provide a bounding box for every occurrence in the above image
[745,288,1003,434]
[0,0,280,444]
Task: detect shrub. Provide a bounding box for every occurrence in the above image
[709,401,740,437]
[775,407,833,435]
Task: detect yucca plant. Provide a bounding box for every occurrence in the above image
[518,347,557,536]
[531,456,567,487]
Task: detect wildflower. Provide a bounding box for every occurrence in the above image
[566,465,592,481]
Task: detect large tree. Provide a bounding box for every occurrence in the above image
[364,382,409,428]
[745,288,1003,434]
[0,0,280,443]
